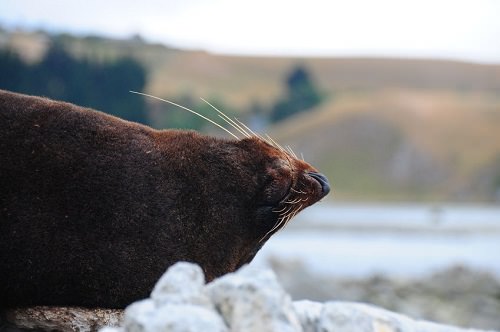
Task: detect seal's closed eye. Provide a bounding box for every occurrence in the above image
[261,161,293,206]
[262,176,292,206]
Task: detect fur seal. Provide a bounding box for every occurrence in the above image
[0,89,330,308]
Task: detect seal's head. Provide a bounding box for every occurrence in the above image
[235,136,330,242]
[160,132,331,280]
[142,92,332,280]
[242,136,330,256]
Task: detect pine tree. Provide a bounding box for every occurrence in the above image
[270,65,322,123]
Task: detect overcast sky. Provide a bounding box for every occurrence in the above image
[1,0,499,63]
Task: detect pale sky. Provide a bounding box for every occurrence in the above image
[1,0,499,63]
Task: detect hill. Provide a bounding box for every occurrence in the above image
[2,29,500,202]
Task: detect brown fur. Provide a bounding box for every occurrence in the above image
[0,89,329,308]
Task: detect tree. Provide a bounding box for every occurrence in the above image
[0,50,29,91]
[0,41,150,125]
[270,65,323,123]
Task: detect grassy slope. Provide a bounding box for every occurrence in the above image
[272,90,500,201]
[5,31,500,201]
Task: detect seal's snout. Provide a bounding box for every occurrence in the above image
[307,172,331,197]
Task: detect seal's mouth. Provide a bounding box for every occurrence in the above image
[275,171,330,210]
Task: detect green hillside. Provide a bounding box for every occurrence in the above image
[2,29,500,202]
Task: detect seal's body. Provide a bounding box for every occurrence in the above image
[0,89,329,308]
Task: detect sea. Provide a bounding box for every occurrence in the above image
[253,202,500,278]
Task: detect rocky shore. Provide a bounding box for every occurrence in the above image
[4,262,497,332]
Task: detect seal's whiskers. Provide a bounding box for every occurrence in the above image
[286,145,298,159]
[284,205,302,228]
[130,91,239,139]
[131,91,303,162]
[285,198,302,204]
[200,97,251,138]
[198,97,278,149]
[265,134,286,153]
[291,188,306,194]
[259,217,284,243]
[273,205,290,213]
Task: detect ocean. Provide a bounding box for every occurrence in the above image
[254,203,500,278]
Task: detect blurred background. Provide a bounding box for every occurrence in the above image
[1,0,499,329]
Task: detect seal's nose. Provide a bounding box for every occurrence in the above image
[307,172,331,196]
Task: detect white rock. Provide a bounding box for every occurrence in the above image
[293,300,323,332]
[122,302,227,332]
[150,261,212,308]
[103,262,495,332]
[117,263,227,332]
[315,301,496,332]
[122,299,157,332]
[205,265,302,332]
[100,328,123,332]
[319,302,397,332]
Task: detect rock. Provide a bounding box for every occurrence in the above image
[205,265,302,332]
[118,300,227,332]
[3,262,498,332]
[107,262,227,332]
[294,300,495,332]
[313,301,489,332]
[292,300,322,332]
[106,262,496,332]
[150,262,212,308]
[2,307,123,332]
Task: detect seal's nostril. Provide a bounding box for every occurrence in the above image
[307,172,331,196]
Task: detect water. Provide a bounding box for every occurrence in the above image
[254,203,500,278]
